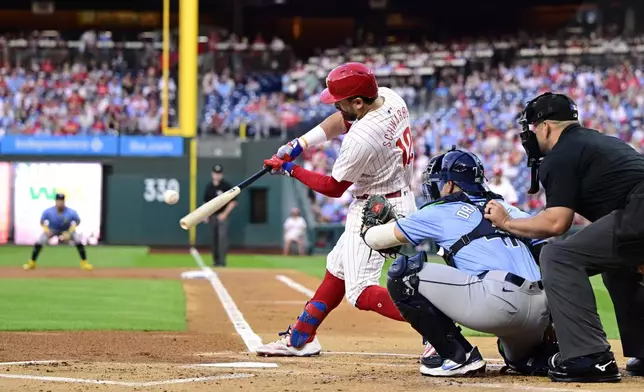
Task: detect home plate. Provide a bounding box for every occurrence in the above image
[185,362,279,369]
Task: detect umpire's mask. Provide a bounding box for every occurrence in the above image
[518,92,579,194]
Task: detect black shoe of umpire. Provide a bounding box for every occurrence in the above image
[626,358,644,376]
[548,351,621,383]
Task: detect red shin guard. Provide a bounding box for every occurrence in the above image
[355,285,405,321]
[291,270,345,345]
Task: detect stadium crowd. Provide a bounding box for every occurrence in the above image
[0,30,178,137]
[195,33,644,224]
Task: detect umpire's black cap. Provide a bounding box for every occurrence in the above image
[55,193,65,200]
[523,92,579,125]
[212,165,223,173]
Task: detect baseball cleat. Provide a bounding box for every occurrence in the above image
[80,261,93,271]
[256,327,322,357]
[547,351,621,383]
[420,346,486,377]
[23,260,36,270]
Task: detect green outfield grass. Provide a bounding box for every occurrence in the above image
[0,278,186,331]
[0,245,196,268]
[0,245,619,339]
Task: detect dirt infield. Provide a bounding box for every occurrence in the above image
[0,266,642,392]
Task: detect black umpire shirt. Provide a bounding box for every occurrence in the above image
[203,180,232,216]
[539,124,644,222]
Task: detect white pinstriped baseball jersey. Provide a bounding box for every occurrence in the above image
[331,87,415,197]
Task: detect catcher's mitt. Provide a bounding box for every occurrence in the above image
[360,195,402,257]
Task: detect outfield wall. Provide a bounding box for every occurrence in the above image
[0,138,292,249]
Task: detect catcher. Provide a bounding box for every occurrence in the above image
[24,193,92,271]
[360,148,556,377]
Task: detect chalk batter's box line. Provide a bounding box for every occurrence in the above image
[0,373,254,387]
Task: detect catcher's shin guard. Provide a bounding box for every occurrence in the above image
[387,252,473,363]
[290,301,328,348]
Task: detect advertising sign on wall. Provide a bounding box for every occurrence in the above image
[1,135,119,155]
[119,136,184,157]
[0,163,10,244]
[0,135,183,157]
[12,163,103,245]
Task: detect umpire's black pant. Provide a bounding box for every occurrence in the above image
[209,215,228,267]
[541,191,644,361]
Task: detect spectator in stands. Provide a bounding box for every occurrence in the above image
[270,36,286,51]
[487,167,519,206]
[138,107,161,134]
[283,207,308,256]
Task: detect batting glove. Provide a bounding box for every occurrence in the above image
[276,138,304,162]
[263,155,295,176]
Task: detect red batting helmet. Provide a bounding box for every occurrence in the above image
[319,62,378,104]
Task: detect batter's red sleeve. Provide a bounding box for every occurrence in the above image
[291,166,352,198]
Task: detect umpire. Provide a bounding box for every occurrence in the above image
[485,92,644,383]
[203,165,236,267]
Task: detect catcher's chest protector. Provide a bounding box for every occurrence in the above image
[424,192,523,268]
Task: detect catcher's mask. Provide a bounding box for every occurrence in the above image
[422,153,445,201]
[422,147,487,201]
[518,92,579,194]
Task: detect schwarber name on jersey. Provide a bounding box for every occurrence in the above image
[331,87,415,196]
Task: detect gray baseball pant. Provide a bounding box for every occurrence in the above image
[417,263,550,362]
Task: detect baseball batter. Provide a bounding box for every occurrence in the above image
[24,193,92,271]
[258,62,417,356]
[362,148,556,377]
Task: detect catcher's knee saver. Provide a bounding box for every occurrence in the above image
[387,251,470,363]
[290,301,328,348]
[386,251,426,303]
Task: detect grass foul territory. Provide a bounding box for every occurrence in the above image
[0,278,186,331]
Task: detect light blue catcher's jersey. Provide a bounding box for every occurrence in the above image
[396,196,542,281]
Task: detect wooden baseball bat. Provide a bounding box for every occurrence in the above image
[179,166,271,230]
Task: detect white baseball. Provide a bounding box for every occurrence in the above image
[163,189,180,205]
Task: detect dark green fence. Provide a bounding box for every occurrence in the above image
[2,139,291,248]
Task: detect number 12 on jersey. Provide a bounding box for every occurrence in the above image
[396,127,414,167]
